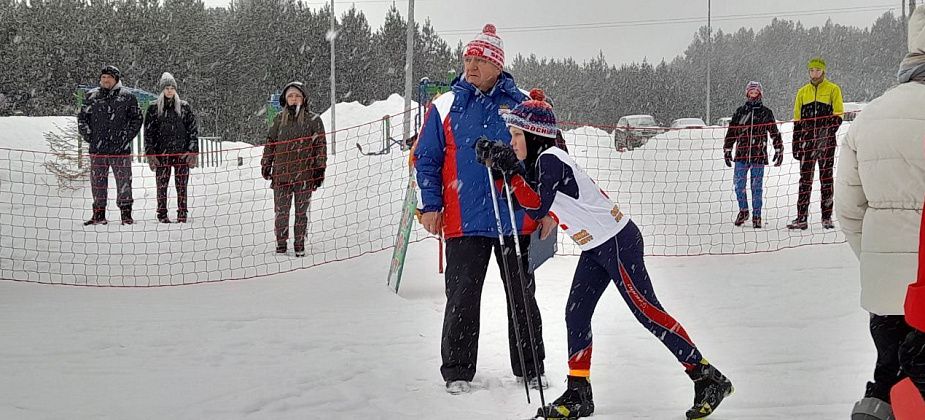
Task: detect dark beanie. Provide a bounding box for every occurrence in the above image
[101,65,121,82]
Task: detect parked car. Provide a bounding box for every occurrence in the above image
[614,114,661,150]
[715,117,732,127]
[843,101,867,122]
[670,118,707,129]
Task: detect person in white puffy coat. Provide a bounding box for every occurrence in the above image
[835,6,925,419]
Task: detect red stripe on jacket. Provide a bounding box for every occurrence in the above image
[441,117,463,238]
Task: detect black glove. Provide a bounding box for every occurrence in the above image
[489,141,520,174]
[475,137,520,175]
[475,137,493,165]
[773,148,783,167]
[261,166,272,181]
[723,150,732,168]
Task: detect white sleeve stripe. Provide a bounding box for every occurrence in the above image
[431,92,455,124]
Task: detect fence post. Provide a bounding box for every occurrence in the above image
[383,115,391,154]
[196,137,222,168]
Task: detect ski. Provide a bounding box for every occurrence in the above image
[386,167,418,293]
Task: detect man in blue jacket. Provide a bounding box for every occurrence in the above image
[414,24,546,394]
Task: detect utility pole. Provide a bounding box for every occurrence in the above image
[329,0,336,154]
[403,0,415,150]
[706,0,712,125]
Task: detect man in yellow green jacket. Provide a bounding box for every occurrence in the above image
[788,57,844,230]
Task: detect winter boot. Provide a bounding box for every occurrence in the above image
[686,360,734,419]
[83,210,107,226]
[445,380,471,395]
[851,397,894,420]
[120,207,134,225]
[536,375,594,419]
[176,210,187,223]
[733,210,749,226]
[517,373,550,390]
[752,216,762,229]
[822,218,835,229]
[787,216,808,230]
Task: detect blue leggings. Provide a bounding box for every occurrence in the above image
[734,161,765,217]
[565,221,703,377]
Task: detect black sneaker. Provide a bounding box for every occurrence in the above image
[176,211,187,223]
[294,244,306,258]
[787,217,808,230]
[733,210,749,226]
[83,210,107,226]
[822,218,835,229]
[686,360,734,419]
[753,216,762,229]
[276,243,287,254]
[157,213,171,223]
[536,376,594,419]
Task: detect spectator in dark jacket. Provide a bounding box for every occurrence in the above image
[788,57,844,230]
[722,81,783,229]
[144,72,199,223]
[78,65,143,225]
[260,81,327,257]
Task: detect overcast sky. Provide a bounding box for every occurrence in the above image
[203,0,913,65]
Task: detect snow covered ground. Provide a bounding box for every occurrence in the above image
[0,241,872,419]
[0,98,872,419]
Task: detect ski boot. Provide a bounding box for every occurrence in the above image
[686,360,734,419]
[536,375,594,419]
[733,210,749,226]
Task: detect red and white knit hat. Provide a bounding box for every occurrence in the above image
[464,24,505,70]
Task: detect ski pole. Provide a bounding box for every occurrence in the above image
[486,166,532,404]
[502,171,548,413]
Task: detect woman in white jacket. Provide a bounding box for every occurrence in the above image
[835,6,925,419]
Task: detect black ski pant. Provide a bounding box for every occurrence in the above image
[90,155,133,212]
[154,156,190,217]
[866,314,925,402]
[796,138,836,220]
[441,235,545,382]
[273,183,312,249]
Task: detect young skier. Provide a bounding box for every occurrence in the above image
[483,89,734,419]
